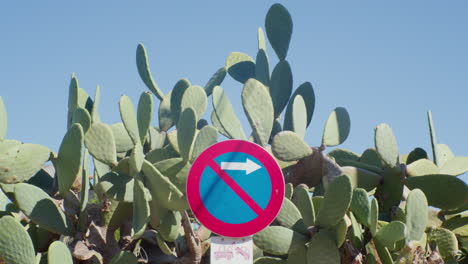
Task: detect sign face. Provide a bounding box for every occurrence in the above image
[211,236,252,264]
[187,140,284,237]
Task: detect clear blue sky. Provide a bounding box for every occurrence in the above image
[1,1,467,174]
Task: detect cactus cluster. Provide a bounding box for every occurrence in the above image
[0,3,467,264]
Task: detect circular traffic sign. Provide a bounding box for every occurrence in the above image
[187,140,284,237]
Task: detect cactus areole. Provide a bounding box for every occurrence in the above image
[187,140,285,237]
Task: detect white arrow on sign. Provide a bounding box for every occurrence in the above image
[220,159,262,175]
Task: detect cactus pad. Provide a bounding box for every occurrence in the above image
[14,183,74,235]
[136,44,164,100]
[47,241,73,264]
[322,107,351,147]
[84,122,117,166]
[242,78,274,147]
[56,123,83,196]
[374,123,399,167]
[265,3,293,60]
[0,216,36,264]
[271,131,312,161]
[315,175,352,228]
[0,140,50,184]
[225,52,256,83]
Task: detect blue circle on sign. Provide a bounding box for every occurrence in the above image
[199,152,272,224]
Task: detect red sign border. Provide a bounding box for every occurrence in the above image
[187,140,285,237]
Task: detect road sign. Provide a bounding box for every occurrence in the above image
[187,140,284,237]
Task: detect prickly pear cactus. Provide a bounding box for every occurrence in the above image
[0,3,466,264]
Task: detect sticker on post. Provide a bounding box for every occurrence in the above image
[211,236,253,264]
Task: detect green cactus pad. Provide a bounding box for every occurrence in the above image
[307,231,340,264]
[327,148,360,163]
[0,96,6,139]
[284,183,293,199]
[360,148,383,167]
[204,67,227,96]
[91,85,101,123]
[145,145,179,164]
[56,123,83,196]
[406,147,428,165]
[374,123,399,167]
[156,232,176,256]
[435,143,454,168]
[136,44,164,100]
[67,74,94,128]
[119,95,141,145]
[148,127,165,150]
[98,171,135,202]
[341,166,382,191]
[428,228,458,261]
[109,251,138,264]
[167,130,180,154]
[442,215,468,236]
[158,91,174,132]
[326,217,348,247]
[47,241,72,264]
[180,85,207,121]
[158,210,181,242]
[142,160,187,210]
[406,159,439,177]
[295,82,315,127]
[0,140,50,184]
[225,52,256,83]
[110,123,134,153]
[242,78,274,147]
[440,156,468,176]
[375,166,404,212]
[0,215,36,264]
[265,3,293,60]
[211,111,230,138]
[404,174,468,210]
[311,196,323,215]
[72,107,91,133]
[405,189,428,242]
[84,123,117,166]
[269,60,293,118]
[256,49,270,87]
[14,183,74,235]
[427,111,438,165]
[292,185,315,226]
[349,212,364,249]
[271,131,312,161]
[276,198,308,234]
[288,244,307,264]
[177,108,197,162]
[191,125,218,162]
[283,94,307,138]
[322,107,351,147]
[132,174,149,239]
[154,158,190,192]
[137,92,153,145]
[370,198,379,236]
[170,78,191,124]
[316,175,352,228]
[375,221,406,249]
[253,226,308,256]
[350,188,371,227]
[258,27,267,51]
[212,86,247,140]
[130,143,144,176]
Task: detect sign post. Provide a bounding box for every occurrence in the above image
[187,140,285,263]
